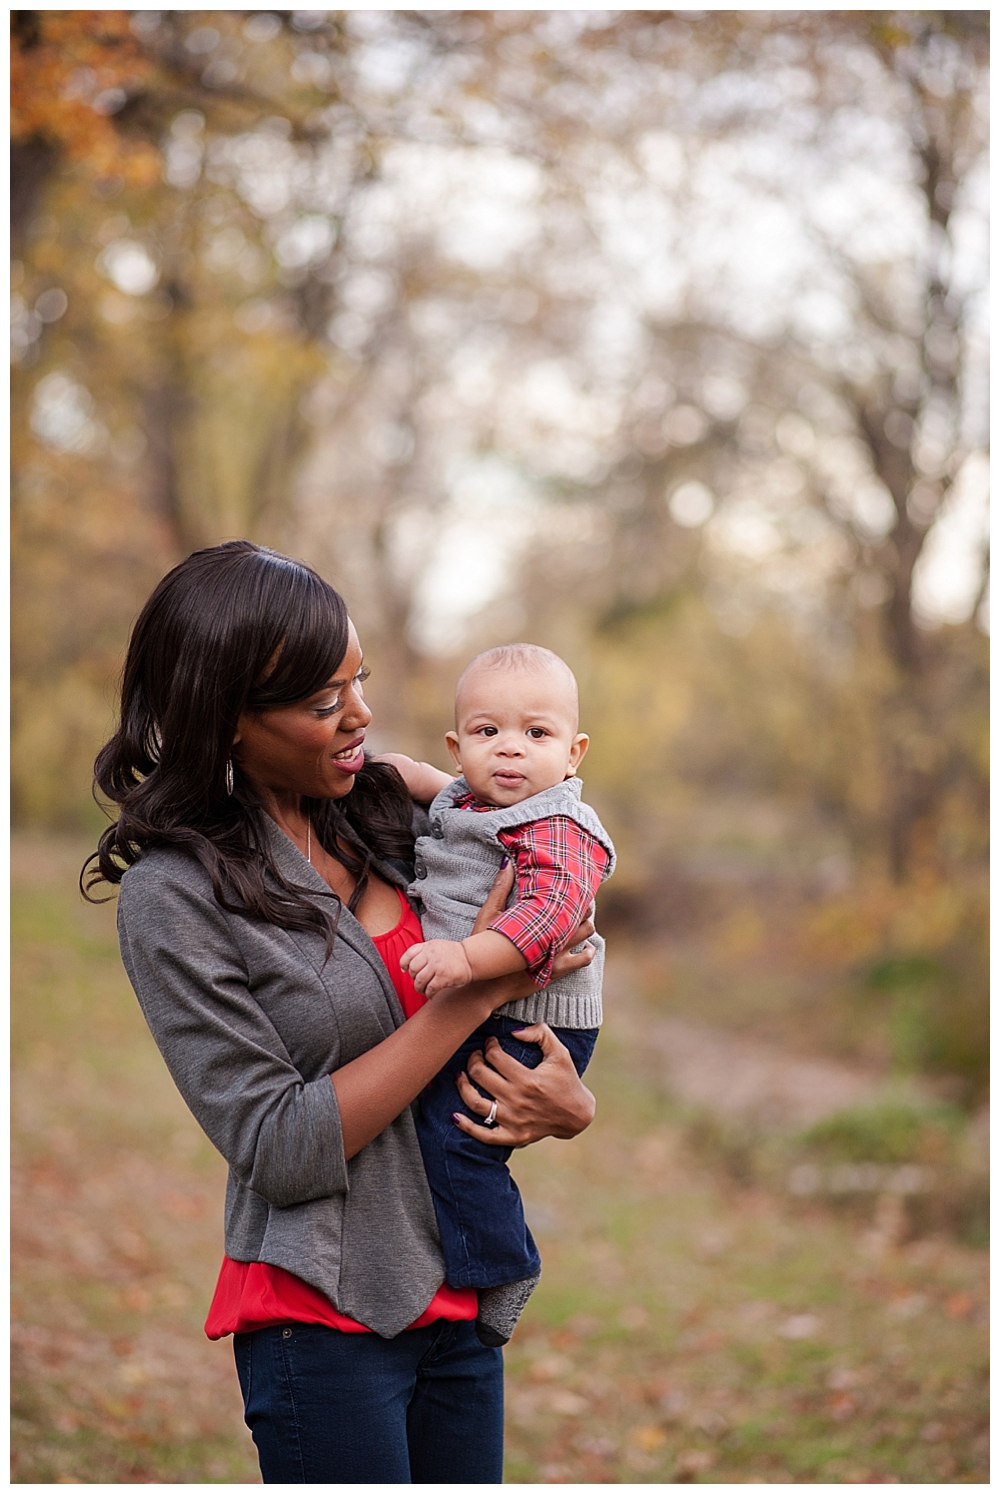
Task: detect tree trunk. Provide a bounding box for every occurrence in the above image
[11,136,57,258]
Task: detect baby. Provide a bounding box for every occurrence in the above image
[383,643,615,1347]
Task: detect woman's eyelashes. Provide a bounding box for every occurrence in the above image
[314,667,370,717]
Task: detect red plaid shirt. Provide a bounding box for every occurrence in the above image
[454,789,611,987]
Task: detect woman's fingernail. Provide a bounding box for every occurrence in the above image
[499,856,509,869]
[452,1113,464,1124]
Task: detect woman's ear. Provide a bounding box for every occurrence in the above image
[566,733,589,776]
[445,731,462,771]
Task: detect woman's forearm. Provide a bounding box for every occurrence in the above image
[331,984,497,1159]
[333,900,599,1161]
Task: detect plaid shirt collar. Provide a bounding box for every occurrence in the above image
[452,788,496,811]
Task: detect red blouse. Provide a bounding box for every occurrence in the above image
[204,887,478,1339]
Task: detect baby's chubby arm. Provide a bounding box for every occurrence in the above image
[400,930,528,997]
[376,752,454,804]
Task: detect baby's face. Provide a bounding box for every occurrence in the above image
[446,663,589,807]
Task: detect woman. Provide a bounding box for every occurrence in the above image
[84,540,597,1484]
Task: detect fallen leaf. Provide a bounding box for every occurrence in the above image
[693,1330,726,1351]
[530,1354,572,1382]
[676,1448,717,1478]
[579,1435,615,1458]
[887,1293,925,1318]
[778,1313,819,1339]
[618,1304,649,1330]
[693,1409,728,1437]
[631,1423,667,1452]
[549,1389,588,1416]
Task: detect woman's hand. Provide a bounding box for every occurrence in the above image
[330,865,597,1159]
[436,862,599,1149]
[453,1024,596,1147]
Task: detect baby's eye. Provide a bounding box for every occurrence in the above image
[527,727,548,739]
[478,725,498,737]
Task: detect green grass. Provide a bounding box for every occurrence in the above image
[12,836,258,1484]
[12,834,988,1483]
[506,1046,987,1482]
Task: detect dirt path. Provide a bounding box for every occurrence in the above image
[607,961,926,1131]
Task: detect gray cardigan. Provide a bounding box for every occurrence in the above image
[116,815,446,1338]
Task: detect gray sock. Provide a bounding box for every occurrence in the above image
[475,1270,541,1347]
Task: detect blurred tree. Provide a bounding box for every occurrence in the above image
[11,8,988,901]
[11,10,158,252]
[429,9,989,880]
[12,10,340,819]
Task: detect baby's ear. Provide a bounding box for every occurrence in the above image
[445,730,462,770]
[566,733,589,774]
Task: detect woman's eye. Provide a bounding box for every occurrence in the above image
[315,667,369,717]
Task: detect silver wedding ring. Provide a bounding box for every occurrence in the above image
[483,1099,499,1128]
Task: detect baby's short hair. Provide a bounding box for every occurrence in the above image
[456,643,579,726]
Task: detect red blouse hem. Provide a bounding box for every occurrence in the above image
[205,1257,477,1339]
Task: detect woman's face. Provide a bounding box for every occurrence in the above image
[232,621,373,804]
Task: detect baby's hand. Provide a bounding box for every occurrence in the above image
[400,939,475,996]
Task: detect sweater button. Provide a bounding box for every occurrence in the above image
[415,860,426,879]
[282,1327,293,1339]
[431,822,444,839]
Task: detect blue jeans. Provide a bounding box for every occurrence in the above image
[233,1318,504,1483]
[415,1017,599,1288]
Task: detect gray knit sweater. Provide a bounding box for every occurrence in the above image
[408,776,615,1030]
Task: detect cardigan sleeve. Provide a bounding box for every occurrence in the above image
[117,858,348,1209]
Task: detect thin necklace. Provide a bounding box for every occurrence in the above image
[306,818,312,865]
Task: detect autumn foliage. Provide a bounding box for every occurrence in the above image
[11,11,158,183]
[10,9,988,1093]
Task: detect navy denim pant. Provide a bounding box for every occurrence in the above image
[415,1016,599,1289]
[234,1318,504,1483]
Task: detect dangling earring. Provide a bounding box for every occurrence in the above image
[225,759,235,795]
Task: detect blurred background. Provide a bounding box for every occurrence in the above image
[12,10,988,1484]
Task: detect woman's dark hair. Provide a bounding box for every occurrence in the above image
[83,540,415,947]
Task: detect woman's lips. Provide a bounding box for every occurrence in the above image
[330,740,366,774]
